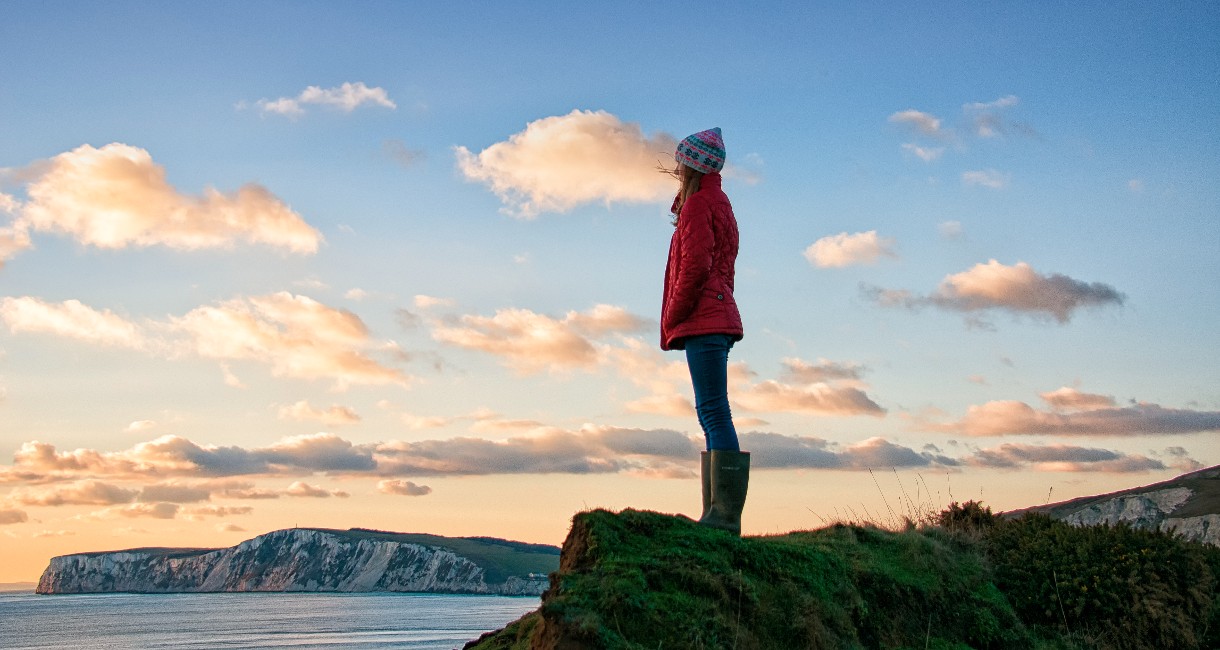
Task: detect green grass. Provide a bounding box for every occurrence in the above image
[467,507,1220,650]
[471,509,1028,649]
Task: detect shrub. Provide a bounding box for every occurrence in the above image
[983,513,1215,650]
[935,500,997,534]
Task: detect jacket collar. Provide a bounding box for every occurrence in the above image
[700,172,722,190]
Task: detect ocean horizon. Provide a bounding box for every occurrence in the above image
[0,591,538,649]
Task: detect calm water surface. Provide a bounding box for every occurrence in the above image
[0,591,538,649]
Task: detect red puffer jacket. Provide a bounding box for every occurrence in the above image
[660,173,744,351]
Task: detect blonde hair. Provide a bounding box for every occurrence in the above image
[670,163,704,225]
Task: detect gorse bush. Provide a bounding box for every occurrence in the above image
[981,513,1217,650]
[935,500,997,534]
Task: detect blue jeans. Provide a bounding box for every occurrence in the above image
[684,334,739,451]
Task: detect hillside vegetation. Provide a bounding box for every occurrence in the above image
[467,506,1220,650]
[323,528,560,584]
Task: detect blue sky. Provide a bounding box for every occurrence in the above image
[1,1,1217,581]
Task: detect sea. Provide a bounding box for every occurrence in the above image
[0,591,539,649]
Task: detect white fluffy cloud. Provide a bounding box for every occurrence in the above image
[901,143,944,162]
[0,293,407,389]
[803,230,897,268]
[735,380,886,417]
[377,479,432,496]
[8,480,138,506]
[277,401,362,426]
[284,481,349,498]
[432,304,647,374]
[0,297,146,348]
[9,143,321,255]
[252,82,396,117]
[888,109,944,137]
[169,292,408,389]
[455,109,678,217]
[864,260,1125,324]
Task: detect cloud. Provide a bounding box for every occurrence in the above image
[778,358,865,384]
[742,433,956,469]
[414,295,455,309]
[0,297,146,348]
[2,433,380,484]
[1161,447,1204,473]
[733,355,884,418]
[901,143,944,162]
[863,260,1125,323]
[169,292,409,389]
[372,426,688,476]
[126,420,157,433]
[0,509,28,524]
[113,502,181,519]
[383,139,425,167]
[923,392,1220,437]
[277,400,362,426]
[284,481,349,498]
[137,483,212,503]
[1039,387,1117,412]
[962,96,1032,139]
[252,82,396,117]
[735,381,886,417]
[938,221,963,240]
[888,110,944,137]
[4,423,1188,493]
[33,529,74,537]
[961,169,1010,189]
[377,479,432,496]
[965,443,1165,472]
[0,222,32,268]
[8,480,138,506]
[964,95,1020,111]
[10,143,321,254]
[432,304,646,374]
[0,192,18,214]
[1,293,408,389]
[803,230,898,268]
[601,340,885,420]
[455,109,678,217]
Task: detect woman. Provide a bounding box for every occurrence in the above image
[660,127,748,535]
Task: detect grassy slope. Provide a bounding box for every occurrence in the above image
[318,528,559,583]
[1012,466,1220,521]
[469,509,1031,650]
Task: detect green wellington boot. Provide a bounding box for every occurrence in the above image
[698,450,750,535]
[699,451,711,520]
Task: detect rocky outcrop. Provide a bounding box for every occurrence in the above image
[37,527,555,595]
[1017,465,1220,545]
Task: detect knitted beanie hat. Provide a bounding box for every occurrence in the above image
[675,127,726,174]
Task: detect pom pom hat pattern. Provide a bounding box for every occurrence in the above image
[675,127,726,174]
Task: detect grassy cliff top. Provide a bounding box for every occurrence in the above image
[468,507,1220,650]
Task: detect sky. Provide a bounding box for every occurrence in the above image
[1,1,1218,582]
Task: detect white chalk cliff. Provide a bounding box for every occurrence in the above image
[1021,465,1220,545]
[37,528,553,595]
